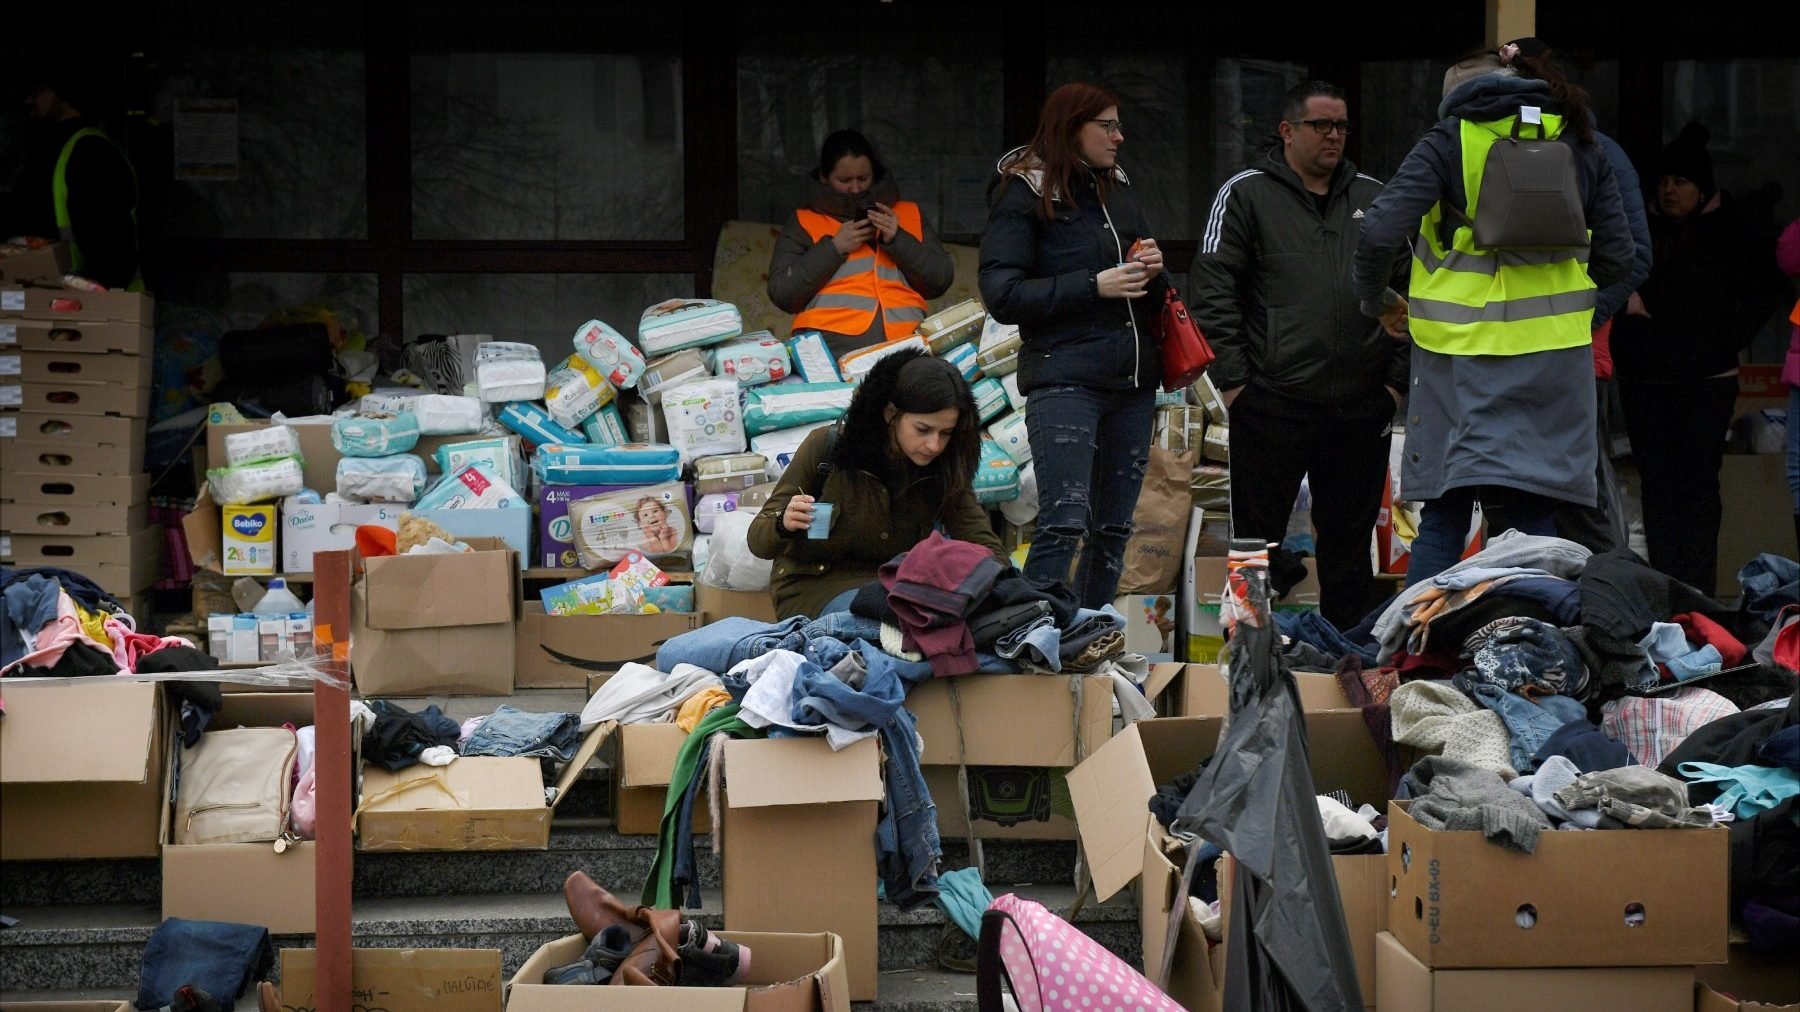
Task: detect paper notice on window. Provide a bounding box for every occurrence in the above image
[175,99,240,180]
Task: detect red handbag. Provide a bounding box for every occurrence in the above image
[1153,284,1215,392]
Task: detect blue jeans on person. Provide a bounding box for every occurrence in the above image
[1406,486,1562,588]
[1022,384,1157,609]
[1463,681,1588,773]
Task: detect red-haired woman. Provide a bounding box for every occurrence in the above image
[979,82,1166,607]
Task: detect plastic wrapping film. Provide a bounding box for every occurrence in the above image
[332,412,421,457]
[412,394,487,435]
[208,457,306,505]
[941,343,981,383]
[918,298,986,355]
[1,656,349,691]
[360,389,422,414]
[637,298,743,355]
[660,378,748,464]
[473,342,547,403]
[581,403,629,447]
[693,491,746,534]
[433,435,524,493]
[568,480,694,568]
[532,442,682,486]
[838,335,928,384]
[224,425,302,468]
[701,509,772,592]
[999,461,1038,525]
[971,377,1008,424]
[986,409,1031,466]
[712,335,791,387]
[785,331,842,383]
[972,438,1021,504]
[543,354,617,429]
[571,318,648,388]
[976,316,1021,377]
[750,420,834,481]
[742,382,854,436]
[413,463,526,510]
[335,455,427,502]
[499,401,586,448]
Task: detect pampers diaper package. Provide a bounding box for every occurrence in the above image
[571,318,648,388]
[543,354,616,429]
[474,342,547,403]
[660,378,747,464]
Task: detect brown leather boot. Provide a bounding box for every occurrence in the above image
[563,870,641,942]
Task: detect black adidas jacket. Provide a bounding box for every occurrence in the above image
[1189,148,1407,403]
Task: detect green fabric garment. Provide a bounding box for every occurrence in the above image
[642,704,759,908]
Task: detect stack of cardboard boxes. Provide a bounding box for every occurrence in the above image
[1,280,160,602]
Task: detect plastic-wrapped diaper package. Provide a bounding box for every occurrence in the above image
[207,457,305,505]
[224,425,302,468]
[533,442,682,486]
[435,435,524,492]
[987,409,1031,465]
[785,331,842,384]
[543,354,616,429]
[839,335,928,384]
[971,377,1008,424]
[336,455,428,503]
[742,382,854,436]
[940,343,981,383]
[1000,462,1039,525]
[660,378,747,464]
[637,298,743,355]
[474,342,547,403]
[644,582,695,614]
[567,480,694,568]
[691,535,713,576]
[693,491,744,535]
[360,389,421,415]
[581,403,629,447]
[750,419,834,480]
[918,299,986,355]
[976,316,1021,377]
[331,412,420,457]
[413,463,526,511]
[701,510,772,592]
[1001,372,1026,412]
[499,401,586,448]
[692,451,768,495]
[713,335,790,387]
[638,348,712,405]
[972,438,1021,504]
[571,319,648,388]
[412,394,487,435]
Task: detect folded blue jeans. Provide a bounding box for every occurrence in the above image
[137,917,274,1012]
[460,705,579,761]
[1464,681,1588,774]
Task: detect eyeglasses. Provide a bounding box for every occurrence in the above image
[1088,119,1124,136]
[1291,118,1352,137]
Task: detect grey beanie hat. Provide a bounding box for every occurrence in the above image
[1442,53,1515,99]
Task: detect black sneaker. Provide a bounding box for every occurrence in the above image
[582,923,638,982]
[542,958,604,985]
[677,919,751,986]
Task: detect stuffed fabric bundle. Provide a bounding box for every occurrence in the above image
[838,335,928,384]
[660,378,747,464]
[742,382,854,436]
[413,463,526,511]
[474,342,547,403]
[434,435,524,493]
[412,394,486,435]
[785,331,842,383]
[224,425,302,468]
[331,412,420,457]
[637,298,743,355]
[533,442,682,486]
[208,457,305,505]
[581,403,629,447]
[543,354,616,429]
[713,335,791,387]
[336,455,427,503]
[972,438,1021,504]
[568,481,694,568]
[499,401,586,448]
[571,318,648,388]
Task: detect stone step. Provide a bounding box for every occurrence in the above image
[0,884,1136,1000]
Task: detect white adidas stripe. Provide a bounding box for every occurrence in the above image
[1202,169,1264,253]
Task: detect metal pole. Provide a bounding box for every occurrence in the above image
[311,549,355,1010]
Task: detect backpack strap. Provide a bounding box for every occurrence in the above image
[815,418,844,484]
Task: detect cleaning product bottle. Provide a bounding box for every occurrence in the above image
[254,577,304,616]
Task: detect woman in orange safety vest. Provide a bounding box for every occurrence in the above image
[767,130,955,361]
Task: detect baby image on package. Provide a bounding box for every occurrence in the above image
[567,481,693,568]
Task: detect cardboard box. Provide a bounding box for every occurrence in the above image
[279,948,503,1012]
[536,483,628,569]
[1718,454,1791,593]
[8,379,151,417]
[356,723,609,852]
[1,499,147,537]
[0,242,73,285]
[282,501,404,573]
[0,316,150,355]
[694,582,778,623]
[517,603,701,689]
[1,409,145,447]
[723,737,882,1002]
[409,505,533,570]
[2,526,161,596]
[1137,786,1224,1012]
[1181,551,1320,662]
[1698,986,1800,1012]
[508,931,851,1012]
[1387,800,1729,968]
[20,349,153,388]
[1696,943,1800,1009]
[1375,932,1693,1011]
[0,679,167,861]
[162,693,321,935]
[1,470,147,506]
[351,538,520,696]
[1,285,152,322]
[6,438,138,475]
[614,720,711,836]
[1117,592,1180,659]
[0,1003,132,1012]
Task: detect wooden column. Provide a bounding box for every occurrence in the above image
[1486,0,1536,46]
[311,549,355,1009]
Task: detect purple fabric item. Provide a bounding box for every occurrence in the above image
[880,530,1004,678]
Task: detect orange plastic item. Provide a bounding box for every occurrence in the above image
[354,525,397,558]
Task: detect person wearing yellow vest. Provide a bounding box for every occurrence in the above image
[1,75,141,290]
[767,130,954,361]
[1353,47,1635,586]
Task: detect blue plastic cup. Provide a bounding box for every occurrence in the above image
[808,502,834,540]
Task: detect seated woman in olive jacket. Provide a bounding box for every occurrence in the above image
[747,349,1008,619]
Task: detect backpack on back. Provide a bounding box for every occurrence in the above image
[1447,113,1588,250]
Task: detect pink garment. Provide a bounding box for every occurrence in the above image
[986,893,1185,1011]
[7,593,126,675]
[104,616,192,672]
[1778,218,1799,388]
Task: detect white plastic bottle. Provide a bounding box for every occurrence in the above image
[254,577,305,616]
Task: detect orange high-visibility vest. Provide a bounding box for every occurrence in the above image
[794,202,929,339]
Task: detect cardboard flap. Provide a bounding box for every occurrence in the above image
[0,680,156,784]
[1141,662,1188,700]
[549,721,614,809]
[909,675,1111,767]
[363,538,517,629]
[1065,722,1159,901]
[182,484,222,573]
[724,737,882,808]
[620,721,691,788]
[280,947,504,1012]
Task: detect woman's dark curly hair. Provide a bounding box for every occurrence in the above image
[831,348,982,499]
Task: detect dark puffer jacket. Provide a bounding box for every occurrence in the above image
[978,147,1165,394]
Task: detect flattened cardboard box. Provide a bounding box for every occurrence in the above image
[280,947,502,1012]
[356,722,610,852]
[614,720,710,836]
[1,500,148,538]
[2,410,145,448]
[3,470,148,506]
[508,931,850,1012]
[0,317,151,355]
[20,349,153,388]
[351,538,520,696]
[7,438,138,476]
[1717,454,1789,597]
[0,679,166,861]
[9,379,151,418]
[0,1003,133,1012]
[695,582,779,624]
[1387,800,1728,968]
[0,285,153,322]
[0,242,72,285]
[2,527,162,596]
[163,693,323,935]
[1375,931,1694,1012]
[723,737,882,1002]
[518,603,702,689]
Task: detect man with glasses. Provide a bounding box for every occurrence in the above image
[1191,80,1407,627]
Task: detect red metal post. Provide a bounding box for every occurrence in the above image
[311,549,355,1009]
